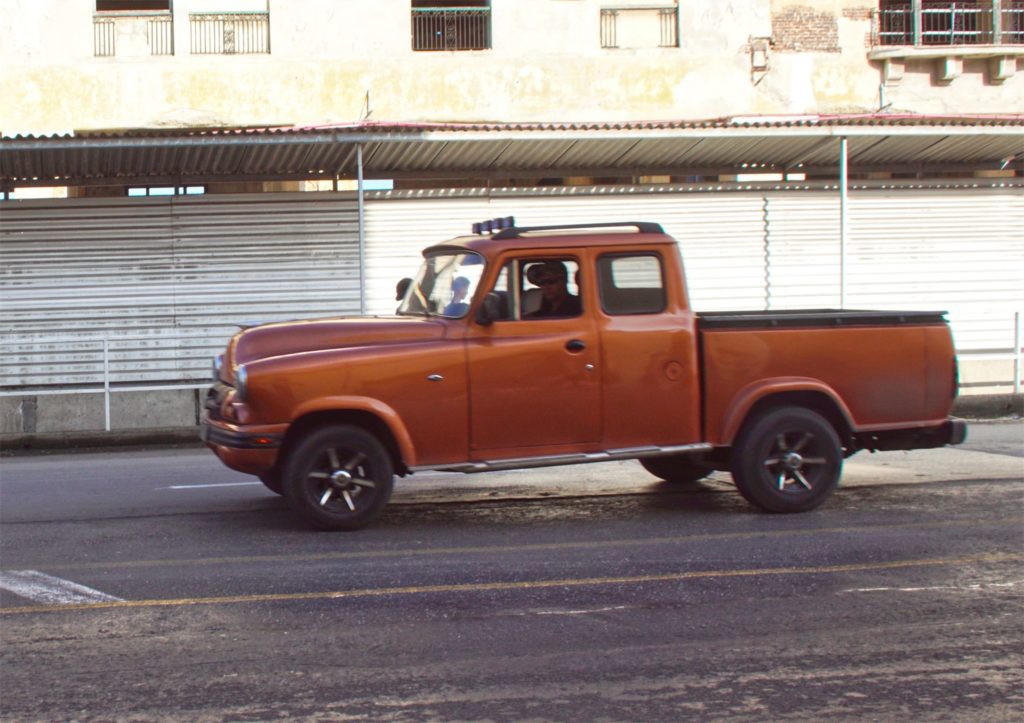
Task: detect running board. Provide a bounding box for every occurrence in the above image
[413,443,713,474]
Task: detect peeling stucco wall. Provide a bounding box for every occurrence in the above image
[1,0,1021,135]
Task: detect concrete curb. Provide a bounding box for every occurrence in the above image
[952,393,1023,419]
[0,427,203,455]
[2,394,1020,456]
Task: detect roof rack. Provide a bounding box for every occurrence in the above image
[487,221,664,240]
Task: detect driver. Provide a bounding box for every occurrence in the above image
[526,261,581,318]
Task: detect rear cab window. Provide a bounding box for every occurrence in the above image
[597,254,666,315]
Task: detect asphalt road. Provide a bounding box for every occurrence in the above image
[0,422,1022,721]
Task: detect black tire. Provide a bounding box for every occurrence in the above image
[283,425,394,531]
[640,455,713,485]
[258,471,283,495]
[730,406,842,513]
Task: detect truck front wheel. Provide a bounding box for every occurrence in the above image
[731,406,841,513]
[283,425,394,531]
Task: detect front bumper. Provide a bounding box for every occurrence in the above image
[200,414,287,476]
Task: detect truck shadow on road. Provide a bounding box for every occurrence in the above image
[220,480,751,535]
[213,476,1024,537]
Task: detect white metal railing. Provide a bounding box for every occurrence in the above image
[944,310,1023,394]
[189,12,270,54]
[600,6,679,49]
[92,14,174,57]
[0,332,228,432]
[93,17,115,57]
[412,7,490,51]
[872,3,1024,47]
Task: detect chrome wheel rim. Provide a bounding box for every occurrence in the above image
[762,431,830,493]
[307,447,376,512]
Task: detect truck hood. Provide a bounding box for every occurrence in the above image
[229,316,447,369]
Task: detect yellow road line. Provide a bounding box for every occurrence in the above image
[2,551,1020,616]
[24,517,1023,573]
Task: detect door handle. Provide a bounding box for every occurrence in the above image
[565,339,587,352]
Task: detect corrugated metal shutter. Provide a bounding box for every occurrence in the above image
[1,193,359,387]
[764,193,842,309]
[847,188,1024,354]
[363,191,768,314]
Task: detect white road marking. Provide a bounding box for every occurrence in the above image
[162,481,262,490]
[534,605,631,616]
[0,570,124,605]
[842,581,1021,594]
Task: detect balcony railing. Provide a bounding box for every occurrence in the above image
[92,13,173,57]
[412,7,490,51]
[872,3,1024,47]
[190,12,270,55]
[601,6,678,49]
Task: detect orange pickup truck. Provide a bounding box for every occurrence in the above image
[201,218,966,530]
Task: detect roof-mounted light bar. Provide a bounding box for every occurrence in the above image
[472,216,516,235]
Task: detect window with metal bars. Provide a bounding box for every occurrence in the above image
[874,0,1024,46]
[412,0,491,51]
[93,0,173,57]
[600,4,679,49]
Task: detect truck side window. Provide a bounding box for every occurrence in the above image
[597,254,666,315]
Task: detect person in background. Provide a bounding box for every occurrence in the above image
[443,276,471,316]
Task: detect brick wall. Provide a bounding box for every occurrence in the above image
[772,6,841,52]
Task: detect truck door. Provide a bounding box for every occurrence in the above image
[594,251,702,447]
[465,256,601,455]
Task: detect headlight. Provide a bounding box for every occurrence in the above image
[212,354,224,382]
[234,365,248,402]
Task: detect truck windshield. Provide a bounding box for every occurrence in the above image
[398,251,485,318]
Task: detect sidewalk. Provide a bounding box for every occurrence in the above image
[1,393,1020,456]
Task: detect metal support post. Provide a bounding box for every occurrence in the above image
[912,0,922,46]
[839,136,849,309]
[103,339,111,431]
[1015,311,1021,395]
[357,144,367,316]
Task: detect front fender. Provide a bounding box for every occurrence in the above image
[291,396,418,468]
[716,377,855,446]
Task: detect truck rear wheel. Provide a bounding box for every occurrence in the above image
[283,425,394,531]
[731,406,841,513]
[640,455,713,485]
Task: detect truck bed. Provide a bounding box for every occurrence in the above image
[697,309,958,446]
[697,309,948,330]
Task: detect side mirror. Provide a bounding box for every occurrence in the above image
[475,292,503,326]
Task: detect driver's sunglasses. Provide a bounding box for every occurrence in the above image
[537,276,563,286]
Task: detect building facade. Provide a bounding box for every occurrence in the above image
[3,0,1022,136]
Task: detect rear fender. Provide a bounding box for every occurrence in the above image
[717,378,855,446]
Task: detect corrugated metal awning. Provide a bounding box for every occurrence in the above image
[2,114,1022,188]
